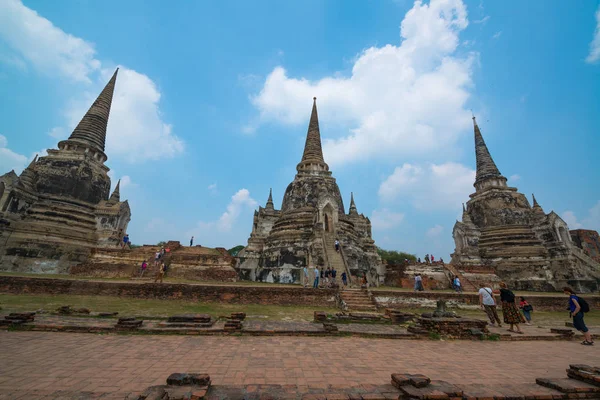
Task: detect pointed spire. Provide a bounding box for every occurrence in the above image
[297,97,329,174]
[349,192,358,216]
[532,193,539,208]
[109,179,121,203]
[64,68,119,155]
[472,115,506,190]
[266,188,274,210]
[19,155,38,189]
[462,203,466,212]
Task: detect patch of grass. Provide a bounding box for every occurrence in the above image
[428,331,441,340]
[485,333,500,341]
[0,294,337,322]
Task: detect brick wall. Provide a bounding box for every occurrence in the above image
[570,229,600,262]
[373,290,600,311]
[0,276,337,306]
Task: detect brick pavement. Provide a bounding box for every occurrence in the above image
[0,331,598,398]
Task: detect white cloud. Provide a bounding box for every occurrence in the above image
[371,209,405,230]
[208,183,218,195]
[47,127,67,140]
[0,53,27,71]
[426,224,444,237]
[586,5,600,64]
[563,200,600,231]
[562,211,582,229]
[249,0,475,166]
[65,67,184,162]
[196,189,258,233]
[492,31,503,39]
[379,162,475,210]
[0,134,28,174]
[509,174,521,182]
[473,15,490,24]
[0,1,183,163]
[0,0,100,83]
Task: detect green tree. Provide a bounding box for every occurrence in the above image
[156,241,167,247]
[377,247,416,264]
[228,245,245,256]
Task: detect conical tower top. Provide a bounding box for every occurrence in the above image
[60,68,118,161]
[349,192,358,216]
[108,179,121,203]
[472,115,507,191]
[296,97,330,175]
[19,155,38,190]
[266,188,274,210]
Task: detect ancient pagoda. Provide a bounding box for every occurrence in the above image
[239,98,381,284]
[0,69,131,273]
[451,116,600,292]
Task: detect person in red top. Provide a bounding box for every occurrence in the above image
[519,296,533,325]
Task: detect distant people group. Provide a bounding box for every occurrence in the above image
[304,265,344,289]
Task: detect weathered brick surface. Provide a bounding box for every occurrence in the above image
[0,276,336,306]
[373,290,600,312]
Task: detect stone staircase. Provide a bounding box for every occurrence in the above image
[442,263,477,292]
[339,289,378,312]
[323,234,347,280]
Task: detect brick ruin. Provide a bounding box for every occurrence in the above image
[451,117,600,293]
[0,69,131,274]
[71,241,238,281]
[570,229,600,263]
[238,98,381,284]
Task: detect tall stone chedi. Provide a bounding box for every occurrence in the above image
[239,98,380,283]
[451,117,600,292]
[0,69,131,273]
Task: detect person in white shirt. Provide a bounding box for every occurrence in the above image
[313,267,320,289]
[454,277,462,293]
[303,266,309,288]
[479,284,502,327]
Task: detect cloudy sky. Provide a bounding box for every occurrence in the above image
[1,0,599,259]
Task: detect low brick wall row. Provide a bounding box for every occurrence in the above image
[372,290,600,312]
[0,276,337,306]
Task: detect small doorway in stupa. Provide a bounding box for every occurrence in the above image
[323,204,334,233]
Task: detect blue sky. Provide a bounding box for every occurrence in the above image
[1,0,599,260]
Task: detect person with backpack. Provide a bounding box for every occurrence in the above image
[519,296,533,325]
[563,287,593,346]
[479,283,501,327]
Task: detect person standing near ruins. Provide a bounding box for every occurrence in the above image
[334,239,340,252]
[431,254,435,263]
[154,262,165,283]
[190,236,194,247]
[303,265,309,288]
[424,254,430,264]
[140,260,148,278]
[331,267,337,284]
[341,271,347,288]
[324,267,330,285]
[414,274,424,292]
[479,283,502,327]
[154,250,161,267]
[519,296,533,325]
[564,287,594,345]
[454,276,462,293]
[122,233,131,249]
[313,266,320,289]
[499,282,524,333]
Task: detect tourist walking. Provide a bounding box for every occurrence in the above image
[331,267,337,284]
[564,287,593,345]
[334,239,340,252]
[417,257,421,263]
[414,274,424,292]
[519,296,533,325]
[424,254,430,264]
[454,276,462,293]
[313,266,320,289]
[303,266,309,288]
[140,260,148,278]
[431,254,435,263]
[190,236,194,247]
[325,267,331,284]
[122,233,131,249]
[154,250,161,267]
[478,284,502,327]
[341,271,347,288]
[499,282,524,333]
[154,262,165,283]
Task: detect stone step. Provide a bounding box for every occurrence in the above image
[536,378,600,394]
